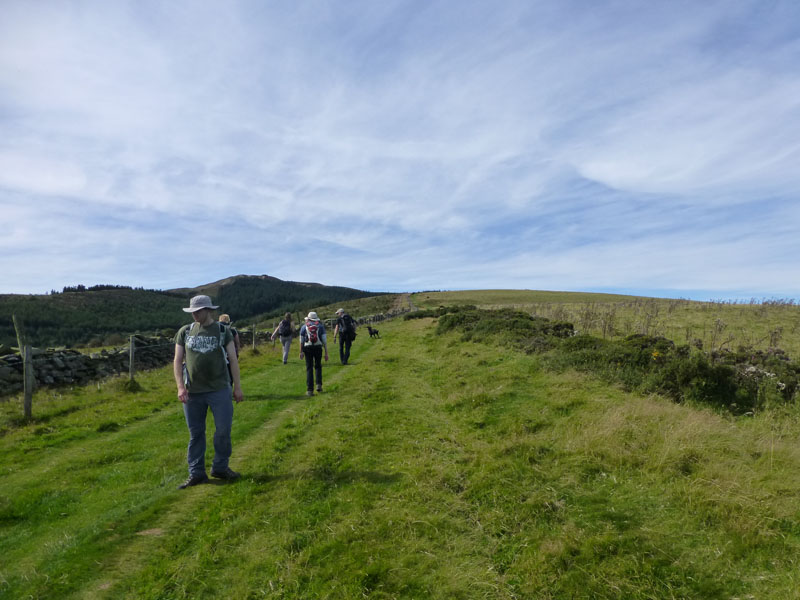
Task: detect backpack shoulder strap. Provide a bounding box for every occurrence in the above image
[217,322,229,361]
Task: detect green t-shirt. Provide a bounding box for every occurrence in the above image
[176,322,234,393]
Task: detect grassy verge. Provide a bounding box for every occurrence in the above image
[414,290,800,358]
[2,318,800,598]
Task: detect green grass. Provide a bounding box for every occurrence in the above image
[414,290,800,359]
[3,317,800,598]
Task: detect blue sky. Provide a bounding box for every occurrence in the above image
[2,0,800,300]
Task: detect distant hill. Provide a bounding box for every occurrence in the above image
[167,274,378,323]
[0,275,384,349]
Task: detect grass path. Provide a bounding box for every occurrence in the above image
[3,318,800,598]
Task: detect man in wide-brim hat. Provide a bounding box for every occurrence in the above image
[173,295,244,489]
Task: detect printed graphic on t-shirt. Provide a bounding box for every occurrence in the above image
[186,335,220,354]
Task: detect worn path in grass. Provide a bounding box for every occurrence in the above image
[3,318,800,599]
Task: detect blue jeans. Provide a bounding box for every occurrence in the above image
[183,385,233,476]
[280,335,292,363]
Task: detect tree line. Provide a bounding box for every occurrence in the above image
[1,276,383,349]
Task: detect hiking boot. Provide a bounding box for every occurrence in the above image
[316,386,322,393]
[306,390,314,396]
[178,473,209,489]
[210,467,241,481]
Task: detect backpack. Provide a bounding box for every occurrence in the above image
[340,314,356,341]
[305,320,321,345]
[278,319,292,336]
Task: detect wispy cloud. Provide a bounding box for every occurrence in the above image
[2,0,799,298]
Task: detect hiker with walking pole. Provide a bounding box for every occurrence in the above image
[173,295,243,489]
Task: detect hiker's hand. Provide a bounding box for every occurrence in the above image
[324,352,329,362]
[177,386,189,404]
[299,352,304,359]
[233,387,244,403]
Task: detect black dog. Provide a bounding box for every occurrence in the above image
[367,326,380,338]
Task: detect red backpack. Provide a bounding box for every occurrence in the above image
[306,320,320,345]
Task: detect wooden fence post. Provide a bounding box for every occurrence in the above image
[252,324,256,351]
[129,335,136,381]
[22,345,34,419]
[12,314,33,419]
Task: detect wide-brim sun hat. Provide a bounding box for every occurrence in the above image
[183,295,219,313]
[335,308,344,314]
[307,311,319,320]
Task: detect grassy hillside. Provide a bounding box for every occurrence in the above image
[3,314,800,598]
[414,290,800,359]
[250,291,407,332]
[0,275,385,349]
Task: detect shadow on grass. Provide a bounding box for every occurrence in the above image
[248,469,403,486]
[245,393,303,402]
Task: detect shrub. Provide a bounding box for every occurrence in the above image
[405,305,477,320]
[437,308,573,348]
[103,333,126,347]
[437,307,800,414]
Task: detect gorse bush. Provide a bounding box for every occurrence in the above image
[550,334,746,411]
[436,307,574,344]
[404,304,478,320]
[434,308,800,414]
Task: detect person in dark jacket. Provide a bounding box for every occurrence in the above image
[333,308,357,365]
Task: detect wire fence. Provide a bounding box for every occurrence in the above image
[1,304,417,402]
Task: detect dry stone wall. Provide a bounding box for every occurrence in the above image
[0,307,414,398]
[0,334,174,398]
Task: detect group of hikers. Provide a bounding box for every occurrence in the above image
[172,294,359,490]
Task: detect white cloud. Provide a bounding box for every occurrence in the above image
[570,71,800,196]
[2,0,800,298]
[0,153,88,197]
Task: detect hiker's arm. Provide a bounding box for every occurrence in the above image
[173,344,188,403]
[226,340,244,403]
[333,324,339,342]
[299,326,306,358]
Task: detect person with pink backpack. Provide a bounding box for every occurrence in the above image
[299,311,329,396]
